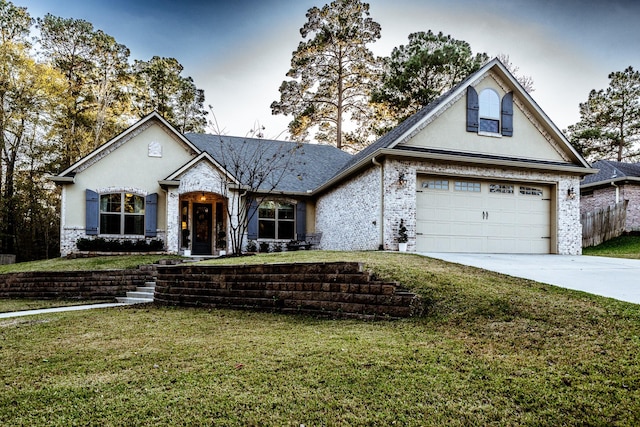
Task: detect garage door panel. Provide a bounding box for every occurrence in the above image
[416,176,552,254]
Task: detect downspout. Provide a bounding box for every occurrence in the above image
[372,156,384,249]
[611,181,619,204]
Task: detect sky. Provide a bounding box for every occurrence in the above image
[18,0,640,140]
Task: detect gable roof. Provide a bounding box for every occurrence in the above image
[51,111,200,182]
[581,160,640,188]
[186,134,352,194]
[319,58,593,192]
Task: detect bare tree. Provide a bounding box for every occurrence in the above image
[207,113,300,255]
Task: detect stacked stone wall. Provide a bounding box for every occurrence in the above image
[154,262,422,319]
[0,267,155,300]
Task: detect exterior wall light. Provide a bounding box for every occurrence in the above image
[398,173,406,186]
[567,187,576,199]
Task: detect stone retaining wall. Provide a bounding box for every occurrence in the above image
[0,266,155,300]
[155,262,422,319]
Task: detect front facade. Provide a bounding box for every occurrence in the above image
[52,59,593,256]
[315,60,593,255]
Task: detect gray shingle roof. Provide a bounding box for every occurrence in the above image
[185,133,352,193]
[582,160,640,186]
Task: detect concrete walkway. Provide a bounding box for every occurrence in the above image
[0,302,130,319]
[423,253,640,305]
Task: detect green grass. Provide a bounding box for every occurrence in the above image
[583,234,640,259]
[0,254,183,274]
[1,251,639,425]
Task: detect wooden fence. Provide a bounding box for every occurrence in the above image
[581,200,628,248]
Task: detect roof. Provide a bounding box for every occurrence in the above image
[327,58,592,188]
[581,160,640,187]
[185,133,352,193]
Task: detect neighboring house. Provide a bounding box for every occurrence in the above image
[580,160,640,232]
[52,59,594,256]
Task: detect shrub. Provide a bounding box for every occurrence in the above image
[76,238,165,252]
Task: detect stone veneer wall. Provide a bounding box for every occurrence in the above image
[581,184,640,232]
[154,262,422,319]
[316,166,382,251]
[0,266,155,299]
[317,158,583,255]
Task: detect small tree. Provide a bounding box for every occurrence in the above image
[208,114,300,255]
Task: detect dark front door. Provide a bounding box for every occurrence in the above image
[193,203,212,255]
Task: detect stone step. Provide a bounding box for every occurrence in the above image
[127,290,154,299]
[116,296,153,304]
[136,286,155,293]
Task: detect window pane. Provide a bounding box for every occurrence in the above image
[520,186,543,196]
[259,202,276,219]
[259,220,275,239]
[278,203,295,220]
[100,213,121,234]
[278,221,295,240]
[489,184,514,194]
[479,89,500,119]
[479,119,499,133]
[124,215,144,235]
[124,194,144,214]
[100,194,121,213]
[455,181,481,192]
[422,180,449,190]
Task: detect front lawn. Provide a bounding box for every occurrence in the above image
[583,234,640,259]
[1,251,639,426]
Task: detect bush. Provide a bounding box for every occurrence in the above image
[76,238,165,252]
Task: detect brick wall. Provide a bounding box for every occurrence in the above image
[0,266,155,299]
[581,184,640,232]
[154,262,422,319]
[316,167,382,251]
[317,159,583,255]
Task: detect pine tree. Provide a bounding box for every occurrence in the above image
[271,0,381,151]
[568,66,640,162]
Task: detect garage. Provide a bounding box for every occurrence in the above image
[415,175,552,253]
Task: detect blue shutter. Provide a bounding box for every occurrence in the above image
[466,86,479,132]
[501,92,514,137]
[247,199,259,240]
[85,189,99,235]
[296,202,306,241]
[145,193,158,237]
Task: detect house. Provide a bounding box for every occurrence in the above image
[52,59,594,256]
[580,160,640,232]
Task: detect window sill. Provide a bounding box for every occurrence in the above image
[478,131,502,138]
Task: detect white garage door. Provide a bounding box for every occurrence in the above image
[416,176,552,253]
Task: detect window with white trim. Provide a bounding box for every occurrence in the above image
[422,180,449,190]
[100,193,145,235]
[519,186,543,196]
[479,89,500,133]
[258,201,295,239]
[489,184,514,194]
[455,181,481,192]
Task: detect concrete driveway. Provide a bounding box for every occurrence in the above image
[422,253,640,305]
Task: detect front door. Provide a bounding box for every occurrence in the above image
[193,203,212,255]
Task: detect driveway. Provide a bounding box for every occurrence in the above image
[422,253,640,305]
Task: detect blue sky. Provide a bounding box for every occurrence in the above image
[18,0,640,139]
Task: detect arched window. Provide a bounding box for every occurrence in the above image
[478,89,500,133]
[100,192,145,235]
